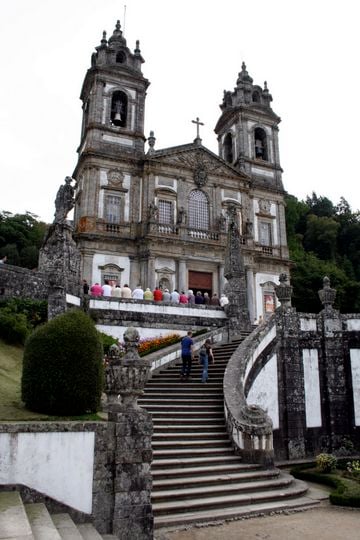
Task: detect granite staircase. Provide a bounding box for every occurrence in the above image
[0,490,117,540]
[141,337,317,529]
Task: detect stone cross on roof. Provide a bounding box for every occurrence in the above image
[192,117,204,143]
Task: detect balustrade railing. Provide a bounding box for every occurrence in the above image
[223,315,277,465]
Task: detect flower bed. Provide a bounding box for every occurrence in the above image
[291,458,360,508]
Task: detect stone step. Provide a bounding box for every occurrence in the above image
[143,403,223,411]
[141,391,222,398]
[153,446,233,459]
[25,503,61,540]
[152,461,261,479]
[152,438,230,449]
[0,491,34,540]
[145,386,223,394]
[153,468,278,488]
[77,523,104,539]
[152,473,293,502]
[51,513,84,539]
[151,454,242,469]
[149,410,225,418]
[154,494,317,529]
[152,478,309,516]
[152,431,228,439]
[151,417,226,425]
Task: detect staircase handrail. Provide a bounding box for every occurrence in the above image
[223,315,277,465]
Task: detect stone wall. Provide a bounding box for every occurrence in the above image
[0,264,48,299]
[225,308,360,461]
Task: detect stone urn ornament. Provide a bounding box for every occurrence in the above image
[105,327,152,411]
[274,273,293,309]
[318,276,337,311]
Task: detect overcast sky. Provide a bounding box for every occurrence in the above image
[1,0,359,223]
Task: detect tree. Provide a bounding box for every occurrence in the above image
[0,211,47,268]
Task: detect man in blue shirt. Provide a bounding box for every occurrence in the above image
[180,330,194,381]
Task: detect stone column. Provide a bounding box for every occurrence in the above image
[246,267,255,322]
[47,271,67,320]
[218,263,225,295]
[318,277,350,451]
[178,259,187,293]
[105,329,153,540]
[276,308,307,460]
[129,256,140,290]
[147,256,156,290]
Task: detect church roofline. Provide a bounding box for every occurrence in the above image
[145,141,251,181]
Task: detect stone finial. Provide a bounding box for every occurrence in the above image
[275,273,293,309]
[101,31,107,46]
[134,40,141,54]
[318,276,337,311]
[147,131,156,154]
[105,327,152,411]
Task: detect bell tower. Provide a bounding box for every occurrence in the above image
[77,20,149,158]
[215,62,283,191]
[72,20,150,280]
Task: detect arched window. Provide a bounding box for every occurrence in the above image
[224,133,233,163]
[116,51,126,63]
[110,91,128,127]
[254,127,268,161]
[252,91,260,103]
[188,190,209,230]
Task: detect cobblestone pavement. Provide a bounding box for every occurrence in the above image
[155,498,360,540]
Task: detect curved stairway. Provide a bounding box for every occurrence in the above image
[140,338,318,529]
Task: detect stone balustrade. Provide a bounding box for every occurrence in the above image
[223,316,277,465]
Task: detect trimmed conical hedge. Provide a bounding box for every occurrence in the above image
[21,310,104,415]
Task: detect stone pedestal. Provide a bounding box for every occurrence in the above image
[276,308,306,460]
[105,328,153,539]
[223,205,251,335]
[110,409,153,540]
[38,222,81,318]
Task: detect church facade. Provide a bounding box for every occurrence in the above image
[72,21,290,321]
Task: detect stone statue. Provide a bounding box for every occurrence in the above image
[218,213,227,232]
[176,206,187,225]
[54,176,77,224]
[148,201,158,221]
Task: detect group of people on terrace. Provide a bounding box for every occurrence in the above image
[83,280,229,307]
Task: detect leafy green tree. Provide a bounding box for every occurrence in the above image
[285,193,360,312]
[0,211,47,269]
[304,214,340,260]
[306,192,335,217]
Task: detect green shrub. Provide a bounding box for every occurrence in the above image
[291,463,360,508]
[0,310,30,344]
[316,453,337,473]
[0,299,47,345]
[21,310,104,415]
[98,331,118,355]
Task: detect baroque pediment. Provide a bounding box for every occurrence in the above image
[155,266,175,274]
[147,144,249,183]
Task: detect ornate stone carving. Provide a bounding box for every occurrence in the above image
[107,168,124,187]
[54,176,77,224]
[275,273,293,309]
[318,276,337,311]
[105,327,152,410]
[223,203,251,333]
[258,198,271,215]
[193,165,208,187]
